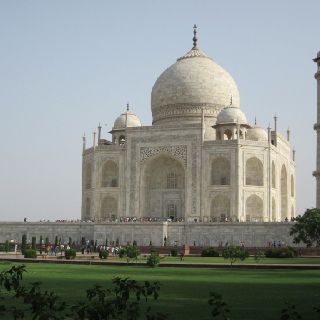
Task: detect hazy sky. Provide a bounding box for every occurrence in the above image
[0,1,319,221]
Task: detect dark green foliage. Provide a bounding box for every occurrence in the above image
[21,234,27,255]
[147,250,160,267]
[65,249,76,259]
[208,292,230,319]
[201,247,220,257]
[170,248,178,257]
[126,245,140,262]
[54,236,58,247]
[69,237,72,246]
[24,249,37,258]
[222,246,248,265]
[116,238,120,247]
[280,302,302,320]
[31,237,36,250]
[81,237,86,246]
[133,240,137,246]
[265,247,297,258]
[99,250,109,259]
[118,248,126,258]
[0,245,5,252]
[290,208,320,247]
[4,240,9,253]
[105,238,108,246]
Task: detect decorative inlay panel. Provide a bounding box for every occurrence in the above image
[140,145,187,166]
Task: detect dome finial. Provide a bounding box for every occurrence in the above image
[192,24,198,49]
[255,117,257,125]
[126,102,130,112]
[230,95,233,106]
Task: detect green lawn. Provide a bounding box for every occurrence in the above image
[110,256,320,265]
[0,262,319,320]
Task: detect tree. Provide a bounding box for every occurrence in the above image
[290,208,320,247]
[125,245,140,263]
[147,250,160,267]
[31,237,36,251]
[21,234,27,255]
[222,246,247,266]
[39,235,43,254]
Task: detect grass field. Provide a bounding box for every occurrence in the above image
[0,261,319,319]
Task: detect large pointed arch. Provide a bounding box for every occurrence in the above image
[246,157,263,186]
[100,196,118,220]
[211,157,230,185]
[142,155,185,219]
[210,194,230,221]
[101,160,119,187]
[245,194,263,222]
[281,164,288,220]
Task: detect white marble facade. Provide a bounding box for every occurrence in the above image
[81,28,296,224]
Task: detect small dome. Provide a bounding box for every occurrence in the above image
[113,111,141,129]
[247,126,268,141]
[216,106,247,125]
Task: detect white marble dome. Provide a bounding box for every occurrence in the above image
[247,126,268,141]
[113,111,141,129]
[216,106,247,125]
[151,47,240,124]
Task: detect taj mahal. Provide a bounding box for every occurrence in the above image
[81,26,296,225]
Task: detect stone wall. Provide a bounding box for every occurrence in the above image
[0,222,297,247]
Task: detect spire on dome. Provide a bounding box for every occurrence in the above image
[192,24,198,49]
[126,102,130,112]
[230,95,233,106]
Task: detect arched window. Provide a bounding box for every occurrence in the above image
[85,163,92,189]
[272,197,276,221]
[246,157,263,186]
[246,194,263,222]
[224,129,232,140]
[211,157,230,185]
[210,195,230,222]
[167,173,177,189]
[272,161,276,189]
[291,175,294,197]
[291,205,295,219]
[167,203,177,220]
[281,165,288,220]
[100,196,118,220]
[119,135,126,145]
[101,161,119,187]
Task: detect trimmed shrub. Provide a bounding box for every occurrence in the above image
[201,247,220,257]
[118,248,126,258]
[146,250,160,267]
[265,247,297,258]
[65,249,76,259]
[0,245,5,252]
[223,246,248,265]
[170,248,178,257]
[99,250,109,259]
[24,249,37,259]
[31,237,36,250]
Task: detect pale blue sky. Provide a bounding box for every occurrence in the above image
[0,0,318,221]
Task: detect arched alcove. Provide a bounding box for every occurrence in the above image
[224,129,232,140]
[272,197,276,221]
[100,196,118,220]
[142,155,185,218]
[272,161,276,189]
[211,157,230,185]
[245,194,263,222]
[85,163,92,189]
[281,165,288,220]
[101,161,119,187]
[84,198,91,219]
[210,195,230,221]
[246,157,263,186]
[291,175,294,197]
